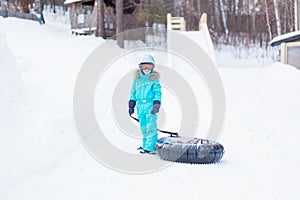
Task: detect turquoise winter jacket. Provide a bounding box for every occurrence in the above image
[130,70,162,104]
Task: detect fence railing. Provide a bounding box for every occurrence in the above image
[0,9,39,22]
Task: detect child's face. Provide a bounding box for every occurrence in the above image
[142,68,152,74]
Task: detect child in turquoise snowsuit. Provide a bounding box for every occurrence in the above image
[128,55,162,154]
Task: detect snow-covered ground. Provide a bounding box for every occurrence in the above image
[1,16,300,200]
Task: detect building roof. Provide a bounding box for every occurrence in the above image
[64,0,82,4]
[270,30,300,46]
[64,0,139,14]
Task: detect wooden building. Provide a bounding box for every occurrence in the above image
[271,31,300,70]
[64,0,140,36]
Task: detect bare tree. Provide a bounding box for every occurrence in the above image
[236,0,243,38]
[128,0,300,47]
[212,0,221,36]
[284,0,293,33]
[296,0,300,30]
[264,0,272,41]
[273,0,281,35]
[116,0,124,48]
[298,0,300,30]
[228,0,237,44]
[219,0,229,41]
[197,0,201,17]
[250,0,257,43]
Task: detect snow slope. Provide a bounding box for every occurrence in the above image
[1,16,300,200]
[0,30,25,127]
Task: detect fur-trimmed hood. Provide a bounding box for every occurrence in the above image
[134,69,160,81]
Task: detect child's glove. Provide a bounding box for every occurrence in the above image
[128,100,136,115]
[151,100,161,114]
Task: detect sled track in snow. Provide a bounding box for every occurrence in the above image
[155,137,224,164]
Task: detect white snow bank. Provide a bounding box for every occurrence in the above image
[215,45,279,68]
[0,30,26,127]
[42,7,71,33]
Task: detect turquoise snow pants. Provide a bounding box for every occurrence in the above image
[136,100,158,152]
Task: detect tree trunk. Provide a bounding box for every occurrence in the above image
[231,0,237,45]
[264,0,272,41]
[284,0,288,33]
[237,0,243,38]
[197,0,201,17]
[116,0,124,48]
[273,0,281,35]
[213,0,221,37]
[296,0,300,30]
[251,0,256,43]
[219,0,229,41]
[96,0,106,38]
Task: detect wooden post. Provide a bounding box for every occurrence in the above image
[280,43,287,64]
[70,3,75,29]
[199,13,207,30]
[167,13,172,30]
[181,19,186,31]
[96,0,105,38]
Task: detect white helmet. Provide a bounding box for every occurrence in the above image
[139,54,155,66]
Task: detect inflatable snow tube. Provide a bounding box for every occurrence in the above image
[155,137,224,164]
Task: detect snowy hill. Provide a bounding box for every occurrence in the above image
[1,16,300,200]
